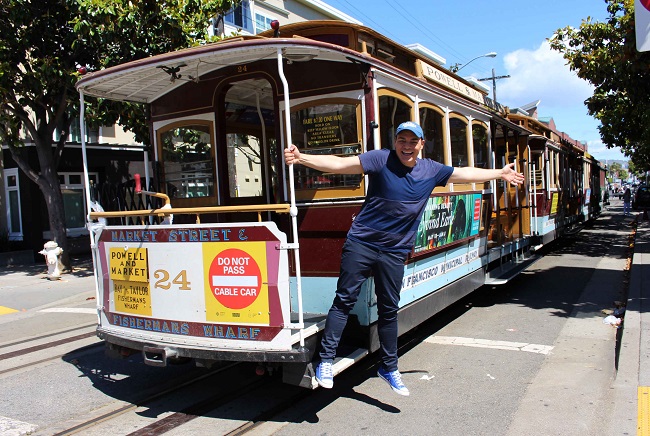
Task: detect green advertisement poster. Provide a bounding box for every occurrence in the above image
[414,193,482,253]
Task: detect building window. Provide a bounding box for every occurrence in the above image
[4,168,22,241]
[54,116,98,143]
[69,116,82,142]
[58,172,98,235]
[255,12,274,33]
[225,0,253,33]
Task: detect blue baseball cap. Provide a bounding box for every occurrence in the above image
[395,121,424,139]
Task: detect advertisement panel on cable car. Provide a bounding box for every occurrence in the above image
[413,193,482,253]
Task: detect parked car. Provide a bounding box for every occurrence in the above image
[633,185,650,210]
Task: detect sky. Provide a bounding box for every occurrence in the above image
[324,0,627,163]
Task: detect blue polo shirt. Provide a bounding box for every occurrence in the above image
[347,149,453,253]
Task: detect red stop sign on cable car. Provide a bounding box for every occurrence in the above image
[208,248,262,309]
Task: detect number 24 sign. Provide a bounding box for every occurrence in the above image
[152,269,191,291]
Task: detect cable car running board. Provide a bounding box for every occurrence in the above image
[484,253,542,286]
[310,348,369,389]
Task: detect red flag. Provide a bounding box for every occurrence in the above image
[636,0,650,51]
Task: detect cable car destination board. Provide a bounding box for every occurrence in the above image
[96,223,291,344]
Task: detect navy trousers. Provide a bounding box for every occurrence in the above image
[318,239,407,372]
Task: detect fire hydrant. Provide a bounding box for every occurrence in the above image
[39,241,64,280]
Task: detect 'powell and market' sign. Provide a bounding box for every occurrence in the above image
[417,60,486,104]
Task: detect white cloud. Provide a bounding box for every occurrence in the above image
[483,40,628,162]
[587,138,628,162]
[497,40,594,108]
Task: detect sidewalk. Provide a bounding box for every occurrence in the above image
[608,211,650,435]
[0,255,97,341]
[0,255,95,311]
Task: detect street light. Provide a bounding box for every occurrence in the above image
[450,52,497,73]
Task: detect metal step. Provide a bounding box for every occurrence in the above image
[484,253,542,285]
[310,347,369,389]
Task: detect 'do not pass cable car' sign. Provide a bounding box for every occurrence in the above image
[204,244,269,324]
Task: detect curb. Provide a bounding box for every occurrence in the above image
[608,218,649,434]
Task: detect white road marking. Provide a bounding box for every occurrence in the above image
[39,308,97,314]
[420,374,435,380]
[0,415,38,436]
[424,335,554,355]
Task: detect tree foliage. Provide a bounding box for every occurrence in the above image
[0,0,235,268]
[549,0,650,172]
[628,160,646,178]
[72,0,236,142]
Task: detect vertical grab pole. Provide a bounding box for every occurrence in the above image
[80,92,92,226]
[256,91,272,207]
[79,91,101,324]
[528,161,533,233]
[277,48,305,346]
[543,152,553,201]
[491,151,497,217]
[531,162,537,235]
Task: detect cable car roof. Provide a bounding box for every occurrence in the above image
[75,38,357,104]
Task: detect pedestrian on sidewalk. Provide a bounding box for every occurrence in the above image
[623,187,631,215]
[284,121,525,396]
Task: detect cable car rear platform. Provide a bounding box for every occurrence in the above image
[100,312,329,368]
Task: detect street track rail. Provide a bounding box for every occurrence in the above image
[0,323,97,350]
[50,362,248,436]
[0,331,97,360]
[0,324,101,376]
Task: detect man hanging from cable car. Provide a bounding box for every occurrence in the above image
[284,121,524,396]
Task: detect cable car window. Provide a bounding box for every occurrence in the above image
[290,102,361,191]
[379,95,411,149]
[531,153,544,189]
[472,124,489,169]
[159,123,215,200]
[225,131,264,198]
[420,107,444,163]
[223,78,277,201]
[450,118,468,167]
[550,151,559,189]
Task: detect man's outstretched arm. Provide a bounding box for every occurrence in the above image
[448,163,524,185]
[284,145,364,174]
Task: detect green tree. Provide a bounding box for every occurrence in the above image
[0,0,235,269]
[608,161,623,183]
[607,161,631,182]
[549,0,650,173]
[628,160,650,182]
[619,168,629,181]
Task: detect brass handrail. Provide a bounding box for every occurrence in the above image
[89,204,291,223]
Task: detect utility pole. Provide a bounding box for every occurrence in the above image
[478,68,510,104]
